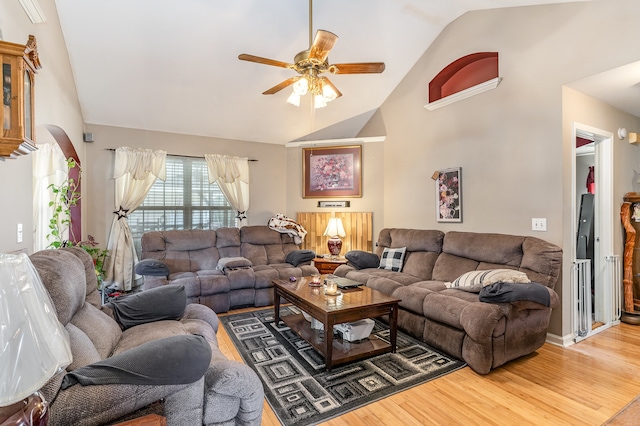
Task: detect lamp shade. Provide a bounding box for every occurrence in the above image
[0,253,72,406]
[323,218,346,238]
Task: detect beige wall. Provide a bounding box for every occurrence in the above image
[0,0,84,254]
[345,0,640,337]
[83,124,288,244]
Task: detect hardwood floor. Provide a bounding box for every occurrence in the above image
[217,308,640,425]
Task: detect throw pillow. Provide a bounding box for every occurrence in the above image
[445,268,531,292]
[378,247,407,272]
[345,250,380,269]
[285,250,316,267]
[216,257,253,271]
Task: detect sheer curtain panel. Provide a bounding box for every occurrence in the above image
[104,147,166,291]
[33,142,67,252]
[204,154,250,227]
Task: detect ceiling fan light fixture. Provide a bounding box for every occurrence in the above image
[287,92,301,107]
[314,94,327,109]
[293,78,309,96]
[322,82,337,102]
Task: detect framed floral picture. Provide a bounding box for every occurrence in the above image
[436,167,462,222]
[303,145,362,198]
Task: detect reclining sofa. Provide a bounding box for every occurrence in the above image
[333,228,562,374]
[139,226,319,313]
[31,247,263,425]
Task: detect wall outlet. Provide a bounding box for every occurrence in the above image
[17,223,23,243]
[532,218,547,231]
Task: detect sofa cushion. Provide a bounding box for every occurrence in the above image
[379,247,407,272]
[445,269,530,292]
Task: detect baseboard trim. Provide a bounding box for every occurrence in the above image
[546,332,574,347]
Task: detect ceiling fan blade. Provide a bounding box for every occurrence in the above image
[262,77,299,95]
[321,77,342,99]
[238,54,293,69]
[308,30,338,62]
[330,62,386,74]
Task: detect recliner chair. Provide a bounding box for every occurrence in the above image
[31,247,263,426]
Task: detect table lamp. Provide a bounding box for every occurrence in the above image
[323,217,346,257]
[0,253,72,425]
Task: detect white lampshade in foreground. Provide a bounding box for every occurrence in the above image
[0,253,72,406]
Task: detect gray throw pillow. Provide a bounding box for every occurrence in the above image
[345,251,380,269]
[109,285,187,330]
[61,334,211,389]
[286,250,316,266]
[134,259,169,276]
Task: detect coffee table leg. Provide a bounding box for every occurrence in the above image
[274,289,281,325]
[324,316,334,371]
[390,304,398,353]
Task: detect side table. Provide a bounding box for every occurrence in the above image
[313,257,348,275]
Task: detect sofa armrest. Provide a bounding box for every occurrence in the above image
[204,360,264,426]
[135,258,169,276]
[510,287,559,310]
[182,303,219,332]
[285,249,316,266]
[345,250,380,270]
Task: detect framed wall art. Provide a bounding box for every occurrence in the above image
[436,167,462,222]
[303,145,362,198]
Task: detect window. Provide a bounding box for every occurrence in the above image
[129,156,236,256]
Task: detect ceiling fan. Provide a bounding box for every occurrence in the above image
[238,0,385,108]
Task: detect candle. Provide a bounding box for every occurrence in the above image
[326,279,338,295]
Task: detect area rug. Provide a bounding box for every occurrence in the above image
[604,394,640,425]
[220,306,467,426]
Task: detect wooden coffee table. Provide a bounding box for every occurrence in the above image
[273,276,400,371]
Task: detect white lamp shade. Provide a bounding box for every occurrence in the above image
[0,253,72,406]
[323,218,346,238]
[287,92,301,107]
[292,77,308,96]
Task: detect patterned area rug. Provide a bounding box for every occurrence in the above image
[220,306,467,426]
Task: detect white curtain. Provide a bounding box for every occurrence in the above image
[104,147,166,291]
[204,154,250,227]
[32,142,67,252]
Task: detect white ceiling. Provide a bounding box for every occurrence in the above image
[54,0,596,145]
[568,60,640,119]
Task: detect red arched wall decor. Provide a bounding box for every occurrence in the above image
[426,52,500,110]
[42,124,81,243]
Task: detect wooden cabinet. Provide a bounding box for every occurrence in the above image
[0,35,40,158]
[314,257,348,275]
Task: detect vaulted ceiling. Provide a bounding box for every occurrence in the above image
[55,0,595,145]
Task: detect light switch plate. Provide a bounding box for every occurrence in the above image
[532,218,547,231]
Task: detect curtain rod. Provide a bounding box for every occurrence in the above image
[104,148,257,161]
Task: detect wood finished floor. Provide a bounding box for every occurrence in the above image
[218,307,640,426]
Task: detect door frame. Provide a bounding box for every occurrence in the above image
[571,122,615,341]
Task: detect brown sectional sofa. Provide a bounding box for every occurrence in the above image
[333,228,562,374]
[139,226,319,313]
